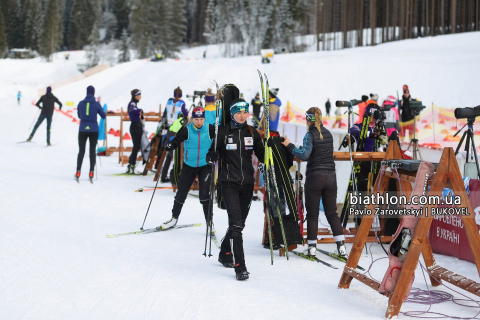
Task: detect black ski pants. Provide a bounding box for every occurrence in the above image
[77,132,98,171]
[172,164,212,221]
[129,122,143,166]
[305,170,344,242]
[219,182,254,273]
[30,115,52,143]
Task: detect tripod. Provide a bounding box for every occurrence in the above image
[407,110,422,160]
[454,118,480,179]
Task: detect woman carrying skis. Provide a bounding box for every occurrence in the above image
[281,107,347,257]
[126,89,143,174]
[207,99,265,281]
[158,107,215,229]
[75,85,106,180]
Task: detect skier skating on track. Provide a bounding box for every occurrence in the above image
[281,107,347,257]
[207,98,265,281]
[75,85,106,181]
[126,89,144,174]
[27,86,62,145]
[158,107,215,230]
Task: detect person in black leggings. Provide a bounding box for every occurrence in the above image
[282,107,346,257]
[76,85,106,179]
[127,89,143,174]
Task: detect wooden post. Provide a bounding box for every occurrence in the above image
[431,0,435,36]
[119,108,124,164]
[358,0,364,46]
[370,0,376,45]
[451,0,457,33]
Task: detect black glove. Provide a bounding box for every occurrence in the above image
[369,132,376,139]
[207,152,219,164]
[164,143,174,151]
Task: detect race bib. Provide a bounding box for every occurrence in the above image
[244,137,253,146]
[226,144,237,150]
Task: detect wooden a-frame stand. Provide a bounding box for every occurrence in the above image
[338,145,480,319]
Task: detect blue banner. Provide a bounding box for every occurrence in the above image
[98,103,108,140]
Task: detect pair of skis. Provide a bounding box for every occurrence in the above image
[258,70,289,265]
[106,223,202,238]
[203,80,221,257]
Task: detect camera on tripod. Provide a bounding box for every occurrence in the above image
[410,100,426,115]
[454,106,480,120]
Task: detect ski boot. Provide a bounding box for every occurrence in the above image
[236,270,250,281]
[126,164,135,174]
[218,252,235,268]
[89,171,94,183]
[47,142,51,146]
[303,244,317,256]
[75,171,81,183]
[26,136,33,142]
[161,177,170,183]
[158,217,178,230]
[336,241,347,258]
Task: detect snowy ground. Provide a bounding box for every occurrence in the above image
[1,34,480,319]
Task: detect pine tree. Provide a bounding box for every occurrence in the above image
[101,10,117,43]
[24,0,44,52]
[166,0,186,57]
[117,27,130,62]
[112,0,130,39]
[41,0,62,61]
[275,0,294,53]
[85,20,100,65]
[0,0,19,48]
[130,0,151,58]
[0,3,7,57]
[62,0,75,48]
[68,0,99,50]
[203,0,216,44]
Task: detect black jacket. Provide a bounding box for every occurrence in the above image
[287,124,335,174]
[400,96,414,122]
[251,98,262,117]
[36,93,62,116]
[211,123,265,185]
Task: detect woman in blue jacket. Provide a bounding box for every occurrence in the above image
[76,86,106,180]
[159,107,215,230]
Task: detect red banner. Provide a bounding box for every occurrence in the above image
[429,179,480,263]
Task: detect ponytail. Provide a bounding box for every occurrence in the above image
[307,107,323,139]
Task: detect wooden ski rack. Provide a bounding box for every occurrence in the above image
[104,105,162,165]
[338,144,480,319]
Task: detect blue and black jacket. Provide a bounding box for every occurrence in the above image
[77,94,106,132]
[169,122,215,168]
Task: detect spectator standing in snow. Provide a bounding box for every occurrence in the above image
[325,98,331,117]
[126,89,144,174]
[251,93,262,128]
[27,86,62,145]
[17,91,21,105]
[75,85,106,180]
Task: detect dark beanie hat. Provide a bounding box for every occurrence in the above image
[46,86,52,93]
[87,85,95,95]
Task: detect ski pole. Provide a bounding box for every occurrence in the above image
[140,150,168,230]
[204,81,221,257]
[29,110,40,130]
